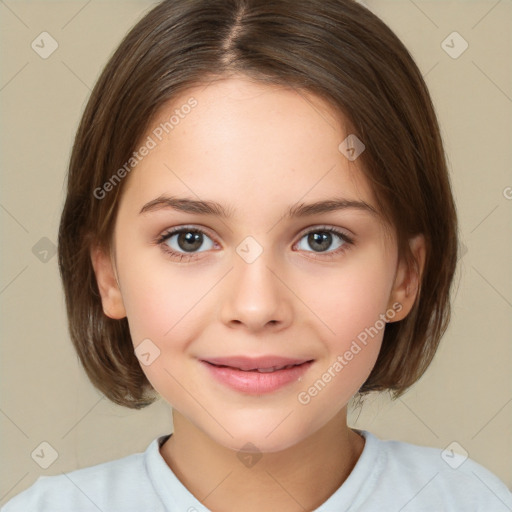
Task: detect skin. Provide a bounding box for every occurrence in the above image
[91,75,425,512]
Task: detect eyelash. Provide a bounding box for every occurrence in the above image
[155,225,355,263]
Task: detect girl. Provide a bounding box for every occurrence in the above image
[3,0,511,510]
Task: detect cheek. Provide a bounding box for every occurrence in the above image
[296,251,394,401]
[116,239,206,344]
[121,277,174,344]
[309,251,395,345]
[116,251,213,393]
[118,267,202,404]
[295,272,389,427]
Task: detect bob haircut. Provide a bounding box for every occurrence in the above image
[58,0,458,409]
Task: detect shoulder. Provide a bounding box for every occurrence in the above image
[1,440,165,512]
[361,430,512,511]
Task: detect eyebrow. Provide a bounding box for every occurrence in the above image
[139,195,379,219]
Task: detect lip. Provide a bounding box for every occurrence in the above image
[203,356,312,371]
[200,356,314,394]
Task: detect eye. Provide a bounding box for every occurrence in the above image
[156,225,354,263]
[157,226,216,261]
[295,226,354,258]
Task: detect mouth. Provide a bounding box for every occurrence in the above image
[200,356,314,394]
[202,355,313,371]
[203,361,308,372]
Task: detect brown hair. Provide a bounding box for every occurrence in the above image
[58,0,458,408]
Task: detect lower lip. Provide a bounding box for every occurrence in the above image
[200,360,313,394]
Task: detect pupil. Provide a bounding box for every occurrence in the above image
[175,231,333,254]
[178,231,203,252]
[309,232,331,252]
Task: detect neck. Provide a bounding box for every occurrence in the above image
[159,408,365,512]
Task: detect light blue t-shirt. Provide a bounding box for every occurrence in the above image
[2,429,511,511]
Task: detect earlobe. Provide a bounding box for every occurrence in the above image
[90,244,127,319]
[387,234,426,322]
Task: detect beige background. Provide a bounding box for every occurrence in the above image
[1,0,511,504]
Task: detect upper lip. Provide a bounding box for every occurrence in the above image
[201,356,313,371]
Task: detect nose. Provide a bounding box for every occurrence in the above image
[219,249,293,333]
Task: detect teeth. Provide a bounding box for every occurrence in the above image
[257,367,279,373]
[212,362,304,372]
[256,364,296,373]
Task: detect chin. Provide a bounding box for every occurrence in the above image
[205,415,317,454]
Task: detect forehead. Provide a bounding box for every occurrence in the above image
[120,76,378,223]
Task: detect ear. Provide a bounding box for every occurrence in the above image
[90,244,126,319]
[386,234,426,322]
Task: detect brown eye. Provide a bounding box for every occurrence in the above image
[159,227,216,258]
[173,230,205,252]
[296,227,352,254]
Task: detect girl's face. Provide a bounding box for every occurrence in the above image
[93,76,421,452]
